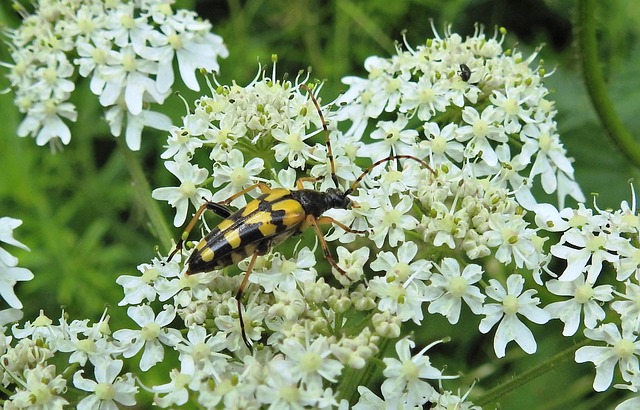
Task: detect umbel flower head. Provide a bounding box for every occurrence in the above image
[1,0,228,150]
[139,25,593,408]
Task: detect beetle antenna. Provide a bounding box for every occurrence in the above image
[345,155,436,196]
[299,83,339,188]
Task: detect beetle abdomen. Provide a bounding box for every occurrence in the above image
[186,188,307,274]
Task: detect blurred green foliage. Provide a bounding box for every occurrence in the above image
[1,0,640,407]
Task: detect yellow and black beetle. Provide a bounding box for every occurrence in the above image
[168,84,433,349]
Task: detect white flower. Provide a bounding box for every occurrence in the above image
[479,274,550,358]
[152,160,211,226]
[152,356,198,407]
[140,11,228,92]
[9,364,68,409]
[250,247,317,293]
[483,213,539,269]
[0,217,34,309]
[425,258,485,324]
[281,335,344,386]
[612,281,640,332]
[116,258,181,306]
[256,356,337,409]
[368,242,431,324]
[420,122,464,165]
[359,115,419,161]
[210,149,265,208]
[381,338,455,408]
[334,246,370,285]
[550,230,619,283]
[113,304,182,371]
[368,195,418,248]
[73,359,138,410]
[16,98,77,146]
[575,322,640,391]
[56,316,122,367]
[544,274,613,336]
[271,119,318,169]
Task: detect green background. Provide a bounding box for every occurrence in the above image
[0,0,639,408]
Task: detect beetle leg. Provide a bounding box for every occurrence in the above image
[236,248,260,350]
[315,215,367,235]
[295,176,323,190]
[309,215,349,277]
[219,182,271,206]
[167,201,215,262]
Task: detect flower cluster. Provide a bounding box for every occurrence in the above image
[335,23,584,209]
[2,310,138,409]
[1,0,228,150]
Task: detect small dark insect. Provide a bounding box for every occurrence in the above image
[459,64,471,82]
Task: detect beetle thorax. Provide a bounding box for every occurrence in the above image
[290,188,351,217]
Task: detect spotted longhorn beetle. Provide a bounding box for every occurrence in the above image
[167,84,434,349]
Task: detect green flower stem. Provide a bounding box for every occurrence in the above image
[475,339,589,407]
[336,0,395,54]
[578,0,640,169]
[117,139,174,252]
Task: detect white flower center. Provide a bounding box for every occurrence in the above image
[77,338,96,353]
[574,283,594,304]
[120,13,135,29]
[142,322,161,340]
[285,132,304,151]
[31,383,53,404]
[43,67,57,85]
[300,351,322,373]
[568,213,588,228]
[92,47,108,65]
[173,372,192,389]
[168,33,182,50]
[472,119,489,138]
[122,53,137,72]
[392,262,411,281]
[77,18,95,35]
[538,133,551,152]
[44,99,57,115]
[431,135,447,154]
[180,180,197,198]
[279,385,300,403]
[448,276,468,298]
[503,98,519,115]
[385,129,400,143]
[382,209,402,228]
[229,167,249,186]
[613,339,636,359]
[502,294,519,315]
[401,359,419,381]
[419,87,435,103]
[501,228,519,245]
[95,383,116,401]
[585,234,605,252]
[192,342,210,362]
[142,267,159,283]
[281,260,297,275]
[387,282,406,304]
[385,77,401,93]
